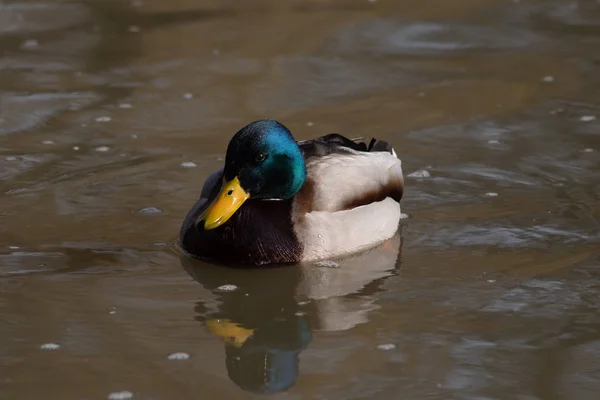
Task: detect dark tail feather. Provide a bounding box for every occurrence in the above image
[320,133,368,151]
[367,138,394,154]
[298,133,394,158]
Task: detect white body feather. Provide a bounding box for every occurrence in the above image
[292,149,403,261]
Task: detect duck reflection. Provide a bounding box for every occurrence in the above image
[181,234,403,394]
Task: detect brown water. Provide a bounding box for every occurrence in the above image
[1,0,600,398]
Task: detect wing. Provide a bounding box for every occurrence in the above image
[291,134,404,260]
[295,148,403,213]
[293,197,402,261]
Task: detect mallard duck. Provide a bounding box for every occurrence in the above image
[179,119,404,265]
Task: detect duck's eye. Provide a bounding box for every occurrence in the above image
[254,153,266,163]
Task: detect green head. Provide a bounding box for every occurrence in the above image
[198,120,307,230]
[225,120,306,199]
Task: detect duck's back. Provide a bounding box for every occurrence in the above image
[296,134,403,212]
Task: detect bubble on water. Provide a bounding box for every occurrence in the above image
[180,161,197,168]
[95,116,112,123]
[580,115,596,122]
[315,260,340,268]
[109,310,116,315]
[542,75,555,83]
[297,301,309,306]
[182,93,194,100]
[216,284,238,292]
[399,212,409,220]
[407,169,431,178]
[107,391,133,400]
[138,207,162,215]
[8,246,19,249]
[21,39,39,50]
[485,192,498,197]
[72,146,80,151]
[128,25,140,33]
[582,148,594,153]
[41,140,54,145]
[119,103,133,109]
[167,352,191,360]
[40,343,60,350]
[376,343,396,351]
[487,279,497,284]
[95,146,110,152]
[306,121,314,127]
[487,139,500,144]
[5,156,17,161]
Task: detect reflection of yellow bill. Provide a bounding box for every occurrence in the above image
[197,177,250,230]
[206,318,254,348]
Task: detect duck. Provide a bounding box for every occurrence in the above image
[179,119,404,266]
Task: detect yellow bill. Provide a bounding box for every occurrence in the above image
[205,318,255,348]
[197,176,250,230]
